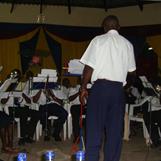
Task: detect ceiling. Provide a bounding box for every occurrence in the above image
[0,0,160,14]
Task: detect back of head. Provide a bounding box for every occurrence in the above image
[62,78,70,88]
[26,70,34,80]
[102,15,120,33]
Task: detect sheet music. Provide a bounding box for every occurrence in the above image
[68,59,84,74]
[41,69,57,77]
[33,77,58,82]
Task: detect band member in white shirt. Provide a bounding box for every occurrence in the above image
[1,70,40,145]
[32,87,68,142]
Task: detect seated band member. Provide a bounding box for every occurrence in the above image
[32,88,68,142]
[61,78,71,97]
[0,111,18,153]
[1,92,40,146]
[1,70,40,145]
[142,95,161,148]
[125,76,161,148]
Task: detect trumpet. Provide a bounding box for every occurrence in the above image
[156,84,161,93]
[9,69,21,79]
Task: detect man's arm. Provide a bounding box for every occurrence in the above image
[33,90,42,103]
[68,91,80,102]
[126,71,136,87]
[81,65,93,90]
[80,65,93,105]
[47,89,63,105]
[22,93,31,104]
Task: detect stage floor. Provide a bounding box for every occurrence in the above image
[0,129,161,161]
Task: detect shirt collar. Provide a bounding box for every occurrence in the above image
[107,29,119,34]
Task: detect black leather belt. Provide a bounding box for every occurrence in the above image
[96,79,123,85]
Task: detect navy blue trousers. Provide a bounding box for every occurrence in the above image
[39,103,68,137]
[85,80,125,161]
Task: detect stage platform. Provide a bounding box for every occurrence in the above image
[0,128,161,161]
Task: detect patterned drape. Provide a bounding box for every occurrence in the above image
[20,30,40,74]
[0,22,161,81]
[44,31,62,75]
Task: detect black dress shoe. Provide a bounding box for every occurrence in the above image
[18,138,26,146]
[151,140,161,148]
[52,132,62,142]
[54,136,62,142]
[25,137,35,143]
[155,140,161,147]
[44,135,50,141]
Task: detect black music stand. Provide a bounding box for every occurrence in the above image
[143,86,160,147]
[4,78,20,147]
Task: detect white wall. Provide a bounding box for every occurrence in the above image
[0,3,161,27]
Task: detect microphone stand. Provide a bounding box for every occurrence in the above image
[10,77,19,147]
[44,75,50,141]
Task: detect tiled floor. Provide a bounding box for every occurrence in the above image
[0,129,161,161]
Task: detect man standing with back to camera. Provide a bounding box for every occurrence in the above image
[79,15,136,161]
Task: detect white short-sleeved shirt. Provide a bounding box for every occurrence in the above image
[0,91,30,114]
[80,30,136,86]
[69,85,81,106]
[31,89,66,106]
[31,90,47,105]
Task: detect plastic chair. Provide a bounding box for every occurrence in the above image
[64,102,87,140]
[127,96,152,145]
[63,103,73,139]
[48,115,67,141]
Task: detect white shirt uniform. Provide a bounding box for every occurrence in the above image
[0,90,30,114]
[61,86,70,99]
[80,30,136,86]
[31,88,66,106]
[69,85,81,106]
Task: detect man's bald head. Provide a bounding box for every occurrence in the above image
[102,15,120,33]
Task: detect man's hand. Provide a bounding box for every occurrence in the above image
[79,88,88,106]
[79,65,93,106]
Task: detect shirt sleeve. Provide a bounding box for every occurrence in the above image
[80,38,98,69]
[128,43,136,72]
[54,89,66,99]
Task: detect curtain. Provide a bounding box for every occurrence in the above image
[147,35,161,75]
[0,23,38,39]
[0,28,39,80]
[20,30,40,74]
[44,31,62,75]
[1,22,161,82]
